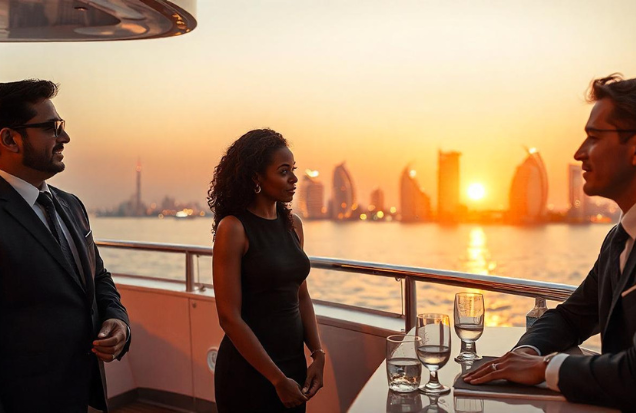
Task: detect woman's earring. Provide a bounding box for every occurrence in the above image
[254,184,261,194]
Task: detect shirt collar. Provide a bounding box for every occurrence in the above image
[620,204,636,240]
[0,169,50,207]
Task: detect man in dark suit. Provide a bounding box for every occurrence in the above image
[0,79,130,412]
[464,74,636,410]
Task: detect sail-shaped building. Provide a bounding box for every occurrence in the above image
[508,148,549,224]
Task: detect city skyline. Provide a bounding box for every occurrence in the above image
[100,149,610,221]
[1,2,635,212]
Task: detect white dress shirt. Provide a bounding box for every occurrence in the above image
[0,169,84,276]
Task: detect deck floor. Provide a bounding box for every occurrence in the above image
[111,402,182,413]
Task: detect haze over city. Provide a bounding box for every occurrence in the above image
[1,1,636,211]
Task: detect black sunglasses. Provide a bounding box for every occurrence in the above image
[11,120,66,138]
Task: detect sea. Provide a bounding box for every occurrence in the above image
[92,217,614,328]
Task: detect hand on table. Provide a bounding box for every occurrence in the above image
[463,349,547,386]
[92,318,128,362]
[274,377,308,408]
[302,353,325,399]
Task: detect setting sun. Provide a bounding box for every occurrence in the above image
[467,183,486,201]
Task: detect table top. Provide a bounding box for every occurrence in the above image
[348,326,617,413]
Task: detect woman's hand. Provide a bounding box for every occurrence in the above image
[302,353,325,398]
[462,351,547,386]
[274,377,308,408]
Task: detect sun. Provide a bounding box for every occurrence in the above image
[467,183,486,201]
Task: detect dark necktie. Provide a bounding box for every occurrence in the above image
[36,192,84,286]
[609,223,630,283]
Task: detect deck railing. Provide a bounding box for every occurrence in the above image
[97,239,577,331]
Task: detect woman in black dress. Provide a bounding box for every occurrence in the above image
[208,129,324,412]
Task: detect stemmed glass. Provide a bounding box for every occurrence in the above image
[416,313,451,395]
[454,292,484,362]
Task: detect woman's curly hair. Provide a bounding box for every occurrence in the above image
[208,129,293,238]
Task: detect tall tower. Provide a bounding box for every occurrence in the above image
[508,148,549,224]
[400,166,431,222]
[135,158,143,216]
[437,150,461,222]
[370,188,385,213]
[568,164,591,222]
[331,163,356,220]
[298,170,325,219]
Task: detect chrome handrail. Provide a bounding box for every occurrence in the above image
[97,239,577,331]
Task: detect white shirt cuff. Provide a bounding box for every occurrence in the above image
[512,345,541,355]
[545,353,569,392]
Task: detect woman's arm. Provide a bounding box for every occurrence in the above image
[214,216,307,408]
[293,214,325,398]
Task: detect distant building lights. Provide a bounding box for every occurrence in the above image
[360,214,367,220]
[377,211,385,219]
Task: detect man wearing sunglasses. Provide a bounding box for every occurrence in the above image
[0,79,130,412]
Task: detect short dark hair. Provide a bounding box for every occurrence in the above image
[587,73,636,141]
[0,79,58,130]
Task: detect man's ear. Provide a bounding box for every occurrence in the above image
[0,128,20,153]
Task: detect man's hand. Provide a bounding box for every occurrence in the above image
[462,351,547,386]
[92,318,128,362]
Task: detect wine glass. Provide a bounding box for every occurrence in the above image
[416,313,451,395]
[454,292,484,362]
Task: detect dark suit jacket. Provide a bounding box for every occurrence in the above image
[516,224,636,411]
[0,177,130,413]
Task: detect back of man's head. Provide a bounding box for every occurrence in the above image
[588,74,636,136]
[0,79,58,130]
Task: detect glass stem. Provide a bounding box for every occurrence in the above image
[429,370,440,385]
[462,340,475,354]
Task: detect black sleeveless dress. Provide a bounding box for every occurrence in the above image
[215,211,311,413]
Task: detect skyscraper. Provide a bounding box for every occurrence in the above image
[438,150,461,222]
[400,166,431,222]
[135,158,143,216]
[332,162,356,220]
[298,170,325,219]
[369,188,385,213]
[508,148,549,224]
[568,163,592,222]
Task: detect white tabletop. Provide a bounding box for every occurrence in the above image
[348,326,617,413]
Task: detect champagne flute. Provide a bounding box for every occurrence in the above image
[416,313,451,394]
[454,292,484,362]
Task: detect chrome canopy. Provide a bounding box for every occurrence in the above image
[0,0,196,41]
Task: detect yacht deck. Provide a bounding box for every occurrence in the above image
[112,402,181,413]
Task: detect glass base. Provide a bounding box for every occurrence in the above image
[418,383,451,395]
[454,351,482,363]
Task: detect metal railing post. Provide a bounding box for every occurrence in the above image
[404,276,417,332]
[185,251,195,292]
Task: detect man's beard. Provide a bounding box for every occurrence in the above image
[22,137,65,174]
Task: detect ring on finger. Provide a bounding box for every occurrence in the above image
[491,363,498,371]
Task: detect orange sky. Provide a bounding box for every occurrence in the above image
[1,1,636,211]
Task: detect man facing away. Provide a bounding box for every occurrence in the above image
[0,80,130,412]
[464,74,636,411]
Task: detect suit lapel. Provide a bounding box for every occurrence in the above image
[602,240,636,339]
[0,178,84,292]
[53,192,94,298]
